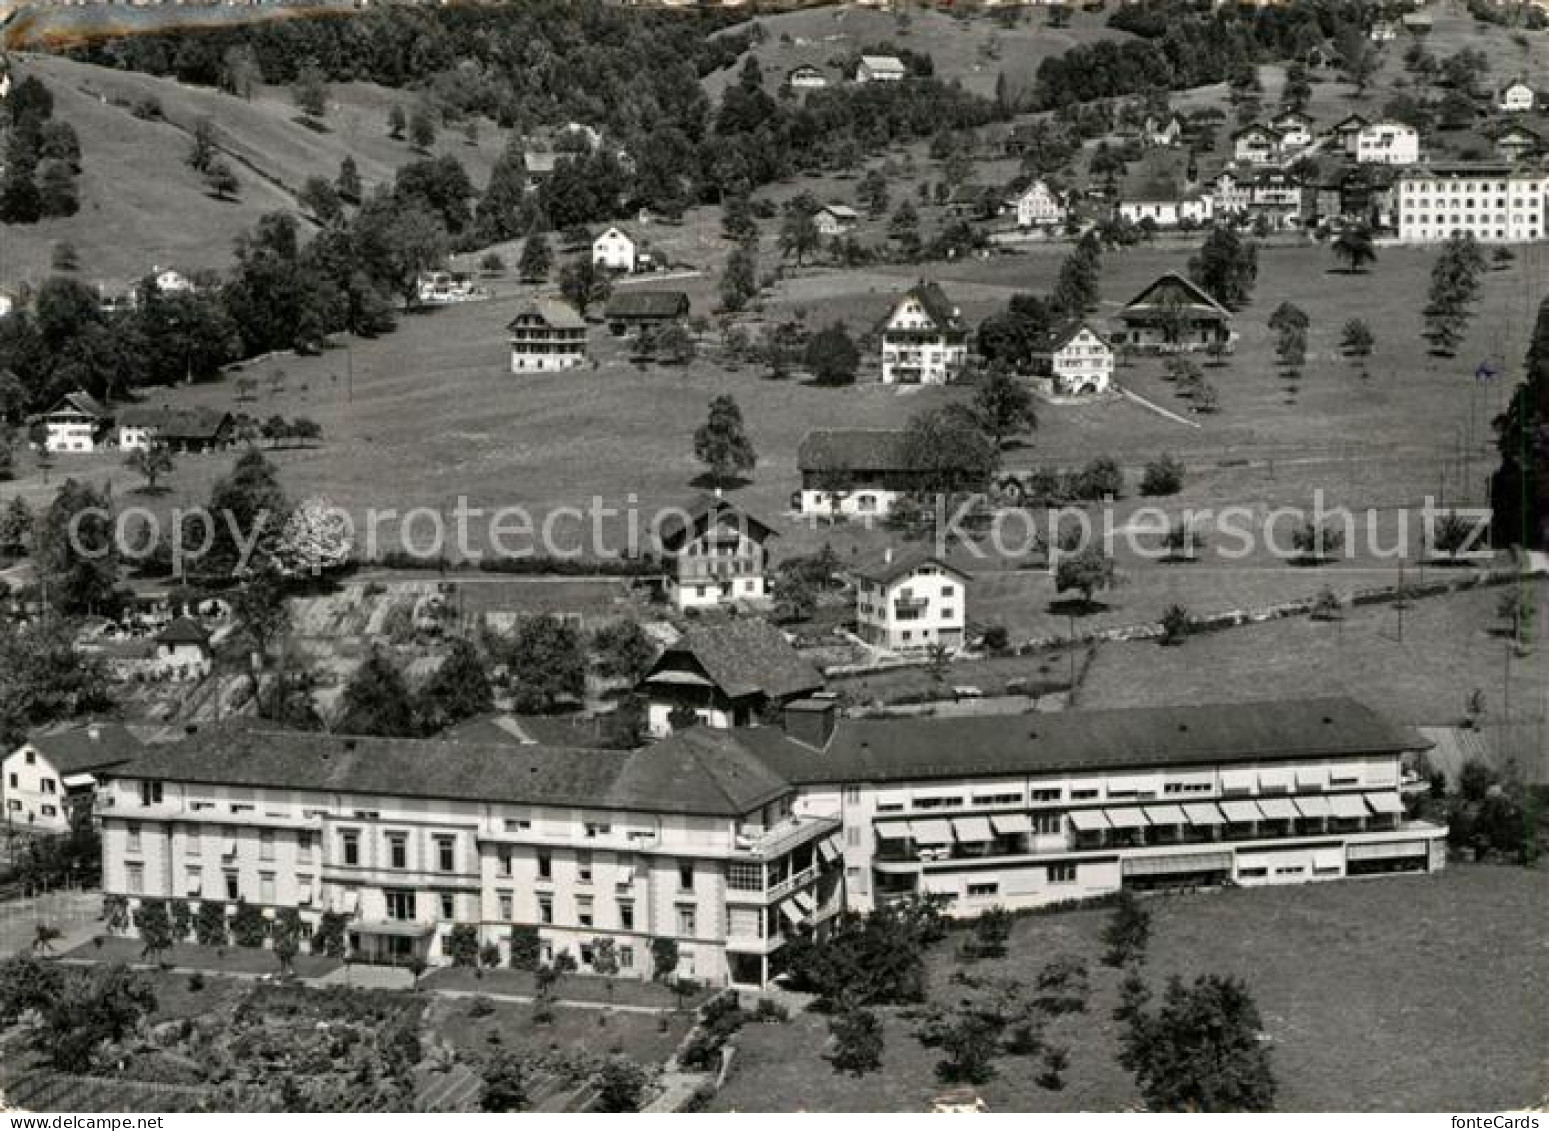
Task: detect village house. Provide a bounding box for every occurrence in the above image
[1494,123,1542,163]
[38,391,111,453]
[795,428,919,518]
[3,722,142,836]
[116,405,234,453]
[603,289,690,336]
[656,492,775,611]
[1245,167,1304,228]
[1110,272,1236,353]
[506,298,588,373]
[1142,113,1184,148]
[638,617,824,737]
[1268,109,1315,151]
[849,547,970,653]
[854,54,906,83]
[1031,319,1115,396]
[1208,169,1252,218]
[1011,179,1066,228]
[1232,123,1284,165]
[1117,178,1215,228]
[1498,79,1536,113]
[1356,120,1421,165]
[1330,112,1370,157]
[813,203,860,237]
[592,226,638,273]
[94,697,1445,984]
[151,266,194,295]
[523,150,559,189]
[155,616,213,675]
[786,64,828,90]
[880,281,968,385]
[1369,18,1399,42]
[417,270,482,305]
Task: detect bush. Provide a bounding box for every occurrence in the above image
[1140,454,1185,497]
[509,925,541,971]
[827,1007,884,1076]
[753,997,790,1023]
[1074,456,1124,500]
[980,624,1009,653]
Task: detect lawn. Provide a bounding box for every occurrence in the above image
[422,992,691,1067]
[65,934,343,979]
[421,964,710,1011]
[711,865,1549,1112]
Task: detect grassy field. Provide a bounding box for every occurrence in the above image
[712,865,1549,1113]
[423,991,690,1067]
[67,935,344,979]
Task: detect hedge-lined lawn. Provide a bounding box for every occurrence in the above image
[420,965,710,1010]
[711,866,1549,1112]
[423,993,690,1066]
[64,935,342,979]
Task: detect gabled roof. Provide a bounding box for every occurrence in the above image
[859,54,905,72]
[594,226,635,245]
[1042,318,1111,353]
[893,281,965,332]
[609,726,790,815]
[45,391,110,420]
[645,617,823,702]
[1120,272,1231,319]
[116,405,231,440]
[817,203,860,220]
[603,289,690,320]
[15,721,143,776]
[1232,123,1281,141]
[1492,122,1542,142]
[797,428,911,473]
[1332,112,1370,131]
[507,297,585,331]
[155,616,210,647]
[847,546,971,586]
[657,494,776,552]
[1270,109,1313,127]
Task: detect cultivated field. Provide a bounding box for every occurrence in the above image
[711,865,1549,1113]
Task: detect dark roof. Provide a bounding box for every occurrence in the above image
[735,697,1424,785]
[609,726,790,815]
[46,391,110,420]
[507,297,585,331]
[797,429,910,472]
[444,712,624,749]
[108,721,774,818]
[897,281,965,331]
[116,405,231,440]
[657,494,776,552]
[19,721,143,775]
[1332,112,1370,131]
[847,546,971,586]
[155,616,210,647]
[1042,318,1111,353]
[645,617,823,701]
[603,289,690,320]
[1120,272,1231,319]
[1232,123,1280,141]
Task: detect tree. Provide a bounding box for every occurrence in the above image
[1051,237,1101,315]
[557,256,611,319]
[693,394,757,486]
[858,169,890,218]
[501,613,587,713]
[719,244,759,313]
[0,954,64,1024]
[1101,890,1152,967]
[783,895,947,1007]
[338,648,419,737]
[125,440,175,494]
[1054,547,1117,610]
[0,621,111,749]
[828,1008,884,1075]
[187,117,218,174]
[409,103,438,151]
[35,964,158,1074]
[518,223,553,284]
[901,406,1001,499]
[299,176,343,225]
[649,937,680,982]
[37,479,120,615]
[273,907,302,974]
[778,207,822,267]
[1291,520,1345,563]
[1340,318,1374,363]
[592,620,657,683]
[1140,454,1184,497]
[937,1010,1003,1084]
[195,901,228,947]
[804,321,860,386]
[231,900,267,947]
[1332,224,1377,274]
[0,497,31,558]
[509,925,542,971]
[205,159,239,201]
[293,64,329,123]
[1491,296,1549,549]
[594,1056,649,1112]
[1188,227,1258,308]
[388,104,407,140]
[336,155,363,204]
[481,1050,528,1112]
[972,364,1037,449]
[973,906,1013,959]
[199,447,288,578]
[134,898,174,964]
[1118,974,1277,1112]
[447,923,481,967]
[417,636,494,732]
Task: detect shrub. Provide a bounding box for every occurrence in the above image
[980,624,1010,653]
[509,925,542,971]
[1101,891,1152,967]
[827,1007,884,1076]
[1160,604,1194,646]
[1073,456,1124,500]
[753,997,789,1023]
[1140,454,1185,497]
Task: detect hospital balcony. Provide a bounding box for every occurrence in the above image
[732,814,841,860]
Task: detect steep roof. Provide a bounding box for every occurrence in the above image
[1120,272,1231,319]
[608,726,790,815]
[1332,112,1370,131]
[736,697,1425,785]
[507,297,585,331]
[17,721,143,776]
[45,391,110,420]
[657,494,776,553]
[155,616,210,647]
[797,429,911,473]
[116,405,231,440]
[645,617,823,701]
[594,226,635,245]
[603,289,690,320]
[1042,318,1111,353]
[895,281,965,331]
[847,546,971,586]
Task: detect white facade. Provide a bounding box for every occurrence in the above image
[1270,114,1313,150]
[591,227,637,273]
[814,205,859,237]
[153,268,194,295]
[1233,125,1282,165]
[1356,121,1421,165]
[1046,323,1114,395]
[1013,180,1065,228]
[1118,194,1214,227]
[853,556,968,652]
[1396,167,1549,243]
[3,744,71,834]
[43,408,104,453]
[796,486,903,519]
[855,55,905,83]
[787,66,828,90]
[880,288,967,385]
[1499,81,1536,113]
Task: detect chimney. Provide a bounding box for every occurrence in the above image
[883,546,893,565]
[87,723,101,742]
[783,695,838,750]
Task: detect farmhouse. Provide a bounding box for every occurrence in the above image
[849,547,970,653]
[1356,120,1421,165]
[638,617,824,737]
[591,226,637,273]
[1268,109,1314,150]
[1111,272,1236,353]
[1232,123,1283,165]
[506,298,588,373]
[38,391,111,453]
[855,54,906,83]
[155,616,213,675]
[1142,113,1183,148]
[656,492,775,611]
[1117,177,1215,228]
[603,289,690,336]
[1498,79,1536,113]
[1395,163,1549,243]
[880,281,968,385]
[1032,319,1115,395]
[116,405,233,453]
[813,203,860,237]
[1493,123,1541,163]
[1010,179,1065,228]
[1330,112,1370,157]
[795,428,920,518]
[786,64,828,90]
[3,722,142,835]
[94,697,1445,985]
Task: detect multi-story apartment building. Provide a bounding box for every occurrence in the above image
[656,493,775,610]
[506,298,588,373]
[880,282,968,385]
[98,698,1442,988]
[850,549,970,652]
[1395,163,1549,243]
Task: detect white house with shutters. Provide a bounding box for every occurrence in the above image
[1033,320,1115,396]
[591,227,638,273]
[880,281,968,385]
[1356,120,1421,165]
[1011,180,1066,228]
[849,548,970,653]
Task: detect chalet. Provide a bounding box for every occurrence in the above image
[786,64,828,90]
[155,616,212,675]
[656,493,776,611]
[1369,19,1399,42]
[1232,123,1283,166]
[1011,179,1065,228]
[1032,320,1115,396]
[1246,167,1303,228]
[1208,170,1252,218]
[880,281,968,385]
[1331,113,1370,157]
[604,289,690,336]
[1356,120,1420,165]
[592,226,638,273]
[849,547,970,653]
[1498,79,1536,113]
[1494,123,1542,163]
[855,54,906,83]
[506,298,588,374]
[814,204,860,237]
[638,618,823,737]
[1111,272,1235,353]
[116,405,233,453]
[39,391,111,453]
[795,428,914,518]
[3,722,142,835]
[1142,114,1184,148]
[1269,110,1314,151]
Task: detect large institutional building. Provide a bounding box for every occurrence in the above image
[94,697,1443,988]
[1395,163,1549,244]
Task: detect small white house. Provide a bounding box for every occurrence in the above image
[855,55,906,83]
[787,64,828,90]
[880,281,968,385]
[1269,110,1314,151]
[152,267,194,295]
[1356,120,1421,165]
[39,391,111,453]
[1034,320,1114,396]
[850,548,970,653]
[1498,80,1536,113]
[814,204,860,237]
[3,722,141,836]
[1012,180,1066,228]
[592,227,638,273]
[1232,123,1283,166]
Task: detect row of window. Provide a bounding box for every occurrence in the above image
[963,864,1078,898]
[6,771,56,793]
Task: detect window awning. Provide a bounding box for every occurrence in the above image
[909,819,954,846]
[989,813,1033,836]
[1295,767,1329,789]
[1121,851,1233,877]
[343,890,360,914]
[1256,797,1299,821]
[1142,804,1187,826]
[298,882,313,905]
[1329,793,1368,819]
[1347,839,1427,861]
[355,919,435,938]
[952,817,994,843]
[1068,809,1111,832]
[186,876,203,897]
[778,901,803,927]
[1312,849,1344,870]
[817,837,841,864]
[1182,802,1226,826]
[1257,768,1294,791]
[616,866,635,885]
[1219,800,1264,823]
[875,818,913,840]
[1220,770,1256,791]
[791,889,816,915]
[1293,795,1332,818]
[1365,792,1404,815]
[1105,807,1150,830]
[223,837,237,856]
